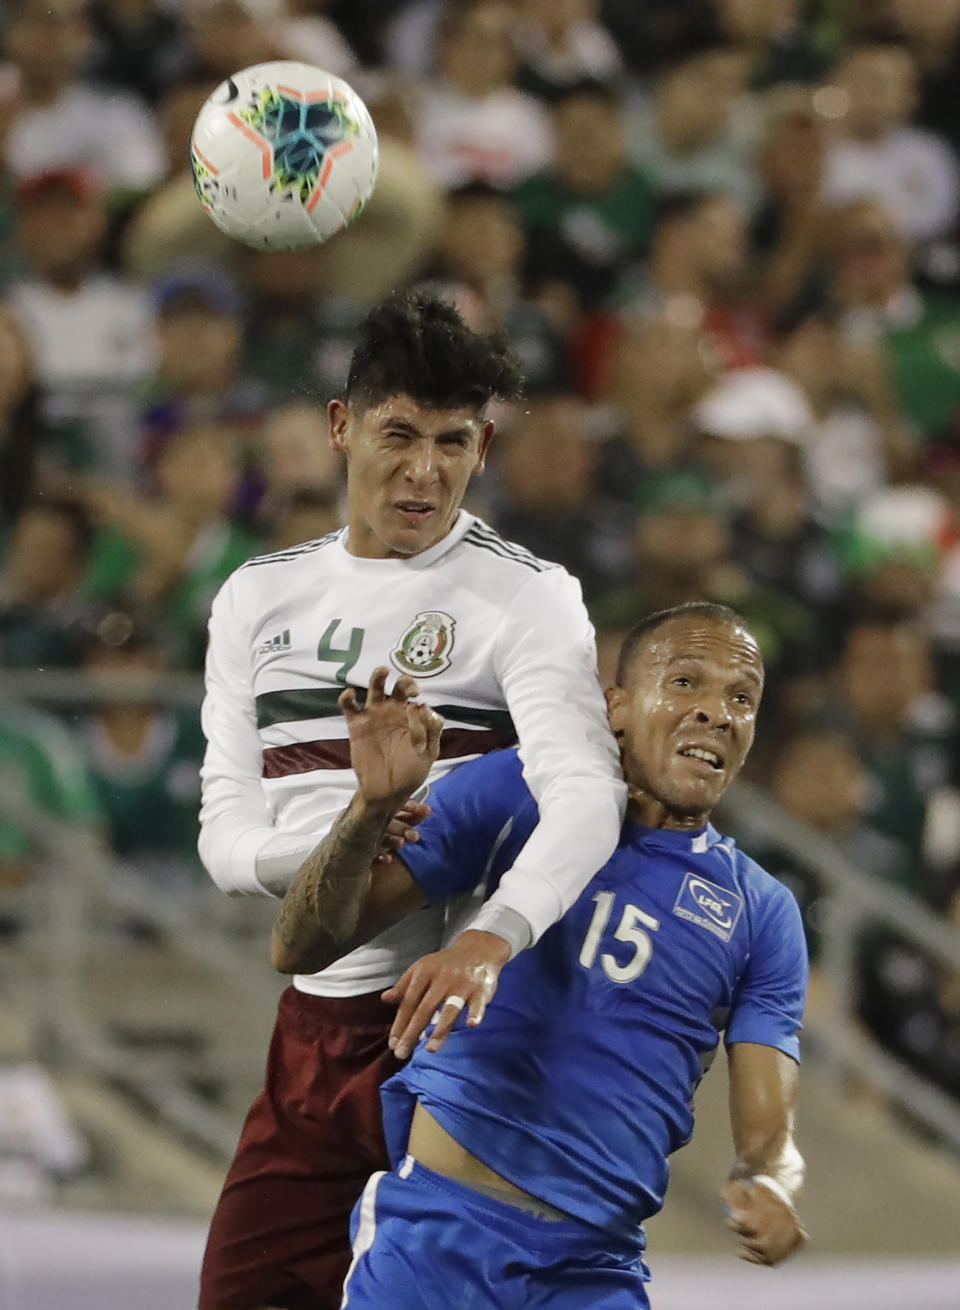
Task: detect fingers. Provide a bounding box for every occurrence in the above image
[426,986,487,1052]
[420,705,443,759]
[338,685,362,719]
[389,969,452,1060]
[392,674,420,703]
[383,962,432,1056]
[367,666,389,704]
[719,1180,806,1267]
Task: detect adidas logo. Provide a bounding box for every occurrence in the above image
[257,629,291,655]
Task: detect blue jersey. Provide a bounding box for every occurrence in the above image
[386,748,808,1249]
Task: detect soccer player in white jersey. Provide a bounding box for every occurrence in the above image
[196,291,627,1310]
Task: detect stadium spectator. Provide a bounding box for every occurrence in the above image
[258,400,344,507]
[809,199,960,443]
[491,393,630,601]
[690,368,841,646]
[830,619,956,892]
[592,468,816,683]
[616,189,763,372]
[624,42,759,212]
[0,700,103,895]
[77,612,206,887]
[141,263,267,464]
[514,0,623,101]
[8,168,157,480]
[0,0,165,194]
[415,0,553,188]
[713,0,830,89]
[777,315,916,520]
[0,306,52,536]
[514,81,657,312]
[87,0,191,106]
[750,87,831,325]
[0,497,98,669]
[821,41,960,243]
[884,0,960,152]
[183,0,281,82]
[72,423,261,667]
[596,310,712,485]
[427,183,567,390]
[266,487,341,553]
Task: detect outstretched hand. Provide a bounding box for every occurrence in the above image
[720,1178,807,1266]
[383,930,511,1060]
[340,668,443,810]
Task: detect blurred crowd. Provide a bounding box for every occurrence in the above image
[2,0,960,1101]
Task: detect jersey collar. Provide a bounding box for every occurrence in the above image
[339,511,475,570]
[624,820,722,854]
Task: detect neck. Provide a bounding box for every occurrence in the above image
[626,788,709,831]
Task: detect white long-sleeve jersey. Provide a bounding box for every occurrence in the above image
[199,511,626,996]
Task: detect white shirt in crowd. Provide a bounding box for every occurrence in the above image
[8,275,157,479]
[821,125,960,243]
[416,85,553,189]
[2,79,166,192]
[199,511,626,997]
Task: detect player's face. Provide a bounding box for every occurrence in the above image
[608,617,763,828]
[330,394,492,559]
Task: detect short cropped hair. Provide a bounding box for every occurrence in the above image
[345,290,524,412]
[615,602,751,686]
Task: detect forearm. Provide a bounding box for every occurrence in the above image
[474,775,624,945]
[270,792,396,974]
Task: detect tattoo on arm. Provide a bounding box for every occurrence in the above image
[271,793,394,974]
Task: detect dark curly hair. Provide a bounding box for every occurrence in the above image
[345,290,524,411]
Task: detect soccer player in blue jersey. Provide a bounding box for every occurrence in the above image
[271,602,809,1308]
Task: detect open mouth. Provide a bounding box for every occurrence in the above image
[678,745,724,771]
[394,501,435,523]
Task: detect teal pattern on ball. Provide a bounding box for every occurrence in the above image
[240,87,359,203]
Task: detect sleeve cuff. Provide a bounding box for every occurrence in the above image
[481,867,565,946]
[462,903,533,959]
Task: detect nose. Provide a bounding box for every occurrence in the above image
[403,442,439,486]
[694,702,731,731]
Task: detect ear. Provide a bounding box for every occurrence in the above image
[328,398,350,453]
[606,685,628,737]
[474,418,495,473]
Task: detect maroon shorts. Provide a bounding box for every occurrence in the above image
[198,985,403,1310]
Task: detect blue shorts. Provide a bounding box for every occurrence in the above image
[340,1157,650,1309]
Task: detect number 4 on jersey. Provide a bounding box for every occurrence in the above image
[579,891,660,984]
[317,619,364,685]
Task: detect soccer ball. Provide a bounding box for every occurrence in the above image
[190,61,379,251]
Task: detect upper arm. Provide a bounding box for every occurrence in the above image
[494,568,623,806]
[400,750,536,904]
[725,882,808,1062]
[199,577,270,828]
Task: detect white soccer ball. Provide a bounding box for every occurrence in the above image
[190,61,379,251]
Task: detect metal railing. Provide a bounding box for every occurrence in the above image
[0,763,280,1161]
[722,781,960,1152]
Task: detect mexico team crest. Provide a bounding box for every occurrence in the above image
[391,611,455,677]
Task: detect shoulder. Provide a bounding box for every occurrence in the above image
[237,528,345,575]
[719,839,804,936]
[208,529,344,629]
[458,518,559,577]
